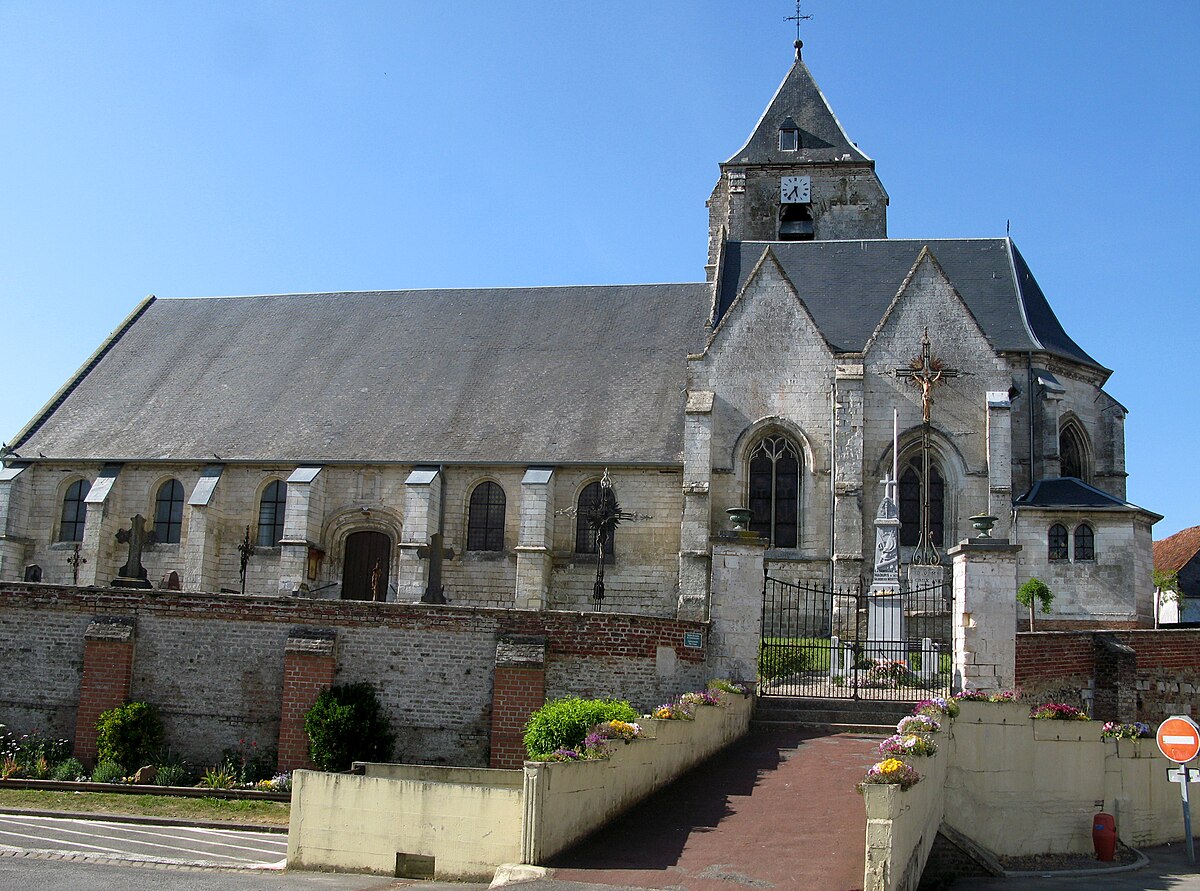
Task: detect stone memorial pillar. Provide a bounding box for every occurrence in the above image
[514,468,555,610]
[866,476,903,661]
[949,537,1021,692]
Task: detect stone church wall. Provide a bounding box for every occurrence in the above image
[0,583,708,769]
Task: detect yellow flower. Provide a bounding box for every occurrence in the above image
[878,758,905,773]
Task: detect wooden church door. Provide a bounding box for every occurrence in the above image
[342,530,391,601]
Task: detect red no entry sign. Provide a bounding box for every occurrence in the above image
[1157,715,1200,764]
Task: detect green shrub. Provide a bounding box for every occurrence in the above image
[90,760,126,784]
[303,683,396,772]
[51,757,85,781]
[199,765,236,789]
[95,702,163,768]
[522,697,638,759]
[153,762,190,787]
[757,643,814,680]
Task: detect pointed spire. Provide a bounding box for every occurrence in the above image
[724,54,871,166]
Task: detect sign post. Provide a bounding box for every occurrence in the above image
[1157,715,1200,865]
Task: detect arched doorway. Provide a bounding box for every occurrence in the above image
[342,530,392,601]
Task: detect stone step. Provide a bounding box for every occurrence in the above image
[752,696,915,734]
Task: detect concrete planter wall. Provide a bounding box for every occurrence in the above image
[288,694,752,880]
[862,749,947,891]
[945,713,1188,854]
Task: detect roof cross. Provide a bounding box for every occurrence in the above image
[785,1,812,48]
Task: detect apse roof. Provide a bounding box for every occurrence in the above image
[714,237,1105,370]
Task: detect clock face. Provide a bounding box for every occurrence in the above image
[780,175,811,204]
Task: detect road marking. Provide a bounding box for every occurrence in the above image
[0,817,282,864]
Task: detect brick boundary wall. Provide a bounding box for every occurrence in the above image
[0,583,709,768]
[1017,629,1200,724]
[73,618,136,765]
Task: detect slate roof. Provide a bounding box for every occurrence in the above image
[13,284,709,465]
[1014,478,1158,518]
[1153,526,1200,573]
[715,238,1105,370]
[725,55,870,166]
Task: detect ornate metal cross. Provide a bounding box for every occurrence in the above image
[893,328,960,566]
[785,0,812,44]
[895,327,960,424]
[237,525,255,595]
[67,543,87,585]
[556,469,651,611]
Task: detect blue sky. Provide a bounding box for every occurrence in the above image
[1,2,1197,537]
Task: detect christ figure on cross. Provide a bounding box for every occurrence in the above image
[896,328,959,424]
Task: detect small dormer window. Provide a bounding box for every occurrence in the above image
[779,128,799,152]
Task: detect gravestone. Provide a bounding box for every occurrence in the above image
[112,514,155,589]
[23,564,42,582]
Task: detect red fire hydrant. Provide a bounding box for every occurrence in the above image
[1093,812,1117,861]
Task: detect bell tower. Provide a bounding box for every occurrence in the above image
[706,40,889,279]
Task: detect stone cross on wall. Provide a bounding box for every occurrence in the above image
[417,532,455,604]
[113,514,155,589]
[895,327,960,424]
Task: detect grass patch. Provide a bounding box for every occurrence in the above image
[0,788,290,826]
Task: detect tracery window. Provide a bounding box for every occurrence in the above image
[1074,524,1095,561]
[748,434,800,548]
[898,460,944,548]
[257,480,287,547]
[467,481,505,552]
[575,481,615,560]
[154,479,184,544]
[58,479,90,543]
[1059,423,1089,481]
[1048,524,1069,562]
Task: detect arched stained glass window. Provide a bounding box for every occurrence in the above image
[467,481,505,552]
[59,479,90,542]
[154,479,185,544]
[748,435,801,548]
[1074,524,1095,561]
[257,480,287,547]
[1048,524,1069,562]
[1059,423,1089,481]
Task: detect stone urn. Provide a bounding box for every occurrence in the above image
[726,507,754,532]
[969,514,999,538]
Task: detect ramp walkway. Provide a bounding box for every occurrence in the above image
[546,727,882,890]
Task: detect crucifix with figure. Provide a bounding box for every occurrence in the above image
[893,328,960,565]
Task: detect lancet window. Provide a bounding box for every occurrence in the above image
[154,479,185,544]
[467,481,505,552]
[898,460,944,548]
[257,480,287,547]
[58,479,90,543]
[1048,523,1069,562]
[748,434,801,548]
[575,481,616,559]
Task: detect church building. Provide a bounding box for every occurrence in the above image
[0,41,1159,631]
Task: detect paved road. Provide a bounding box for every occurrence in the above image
[0,814,287,868]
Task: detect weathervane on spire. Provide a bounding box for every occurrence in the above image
[785,0,812,55]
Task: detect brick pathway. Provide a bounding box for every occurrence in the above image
[547,728,882,890]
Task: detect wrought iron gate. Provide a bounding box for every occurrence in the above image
[759,573,953,699]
